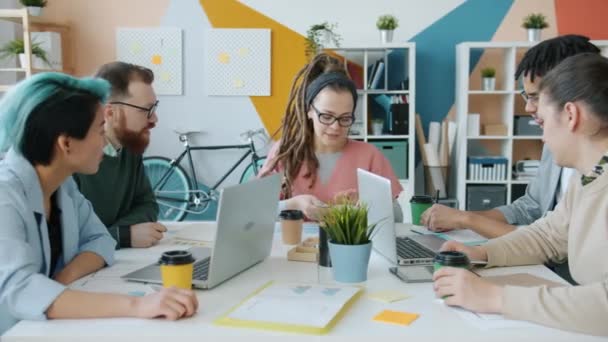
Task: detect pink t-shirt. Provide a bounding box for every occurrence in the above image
[259,139,403,203]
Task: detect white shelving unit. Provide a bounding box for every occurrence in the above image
[325,43,416,196]
[0,8,72,92]
[455,40,608,210]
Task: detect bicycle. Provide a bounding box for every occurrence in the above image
[143,128,269,221]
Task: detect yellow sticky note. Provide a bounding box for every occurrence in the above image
[373,310,419,326]
[233,79,244,88]
[218,52,230,64]
[367,290,410,303]
[238,47,249,57]
[151,55,162,65]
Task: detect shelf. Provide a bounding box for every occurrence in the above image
[512,135,542,140]
[467,135,509,140]
[0,68,27,72]
[367,135,409,139]
[511,179,532,184]
[468,90,513,95]
[466,180,508,185]
[0,85,12,92]
[360,90,409,95]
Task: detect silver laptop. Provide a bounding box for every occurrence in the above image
[122,174,281,289]
[357,169,445,266]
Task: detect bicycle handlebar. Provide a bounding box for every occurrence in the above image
[240,128,267,140]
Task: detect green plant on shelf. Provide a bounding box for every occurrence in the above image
[19,0,47,7]
[0,39,51,67]
[522,13,549,29]
[481,67,496,78]
[376,14,398,30]
[305,22,342,60]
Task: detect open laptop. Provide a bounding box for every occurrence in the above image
[122,173,281,289]
[357,169,445,266]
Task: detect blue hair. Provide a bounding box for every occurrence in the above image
[0,72,110,153]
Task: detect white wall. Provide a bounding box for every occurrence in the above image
[149,0,465,189]
[0,0,19,91]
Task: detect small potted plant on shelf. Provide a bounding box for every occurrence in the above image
[319,194,380,283]
[481,67,496,91]
[305,22,341,60]
[0,39,51,69]
[20,0,47,16]
[376,14,398,44]
[371,118,384,135]
[522,13,548,42]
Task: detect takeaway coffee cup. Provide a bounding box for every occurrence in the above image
[433,251,471,272]
[159,250,195,289]
[410,195,434,225]
[279,209,304,245]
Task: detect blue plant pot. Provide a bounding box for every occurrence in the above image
[328,241,372,283]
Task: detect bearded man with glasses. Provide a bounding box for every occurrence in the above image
[74,62,166,249]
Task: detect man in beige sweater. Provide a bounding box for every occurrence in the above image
[433,53,608,336]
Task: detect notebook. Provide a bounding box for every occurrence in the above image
[214,281,363,334]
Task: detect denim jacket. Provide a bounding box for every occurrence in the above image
[0,149,116,334]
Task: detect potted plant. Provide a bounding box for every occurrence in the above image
[0,39,51,69]
[481,67,496,91]
[522,13,548,42]
[371,118,384,135]
[20,0,47,16]
[305,22,341,60]
[376,14,398,44]
[319,194,380,283]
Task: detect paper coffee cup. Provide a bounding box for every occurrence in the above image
[159,250,194,289]
[279,210,304,245]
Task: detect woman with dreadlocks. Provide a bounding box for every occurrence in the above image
[259,53,403,221]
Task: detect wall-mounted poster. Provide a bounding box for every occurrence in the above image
[116,28,183,95]
[204,28,271,96]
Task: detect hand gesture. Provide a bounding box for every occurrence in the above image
[130,222,167,248]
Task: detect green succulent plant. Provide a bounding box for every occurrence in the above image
[376,15,398,30]
[481,67,496,78]
[305,21,342,60]
[522,13,549,29]
[319,193,381,245]
[0,39,51,67]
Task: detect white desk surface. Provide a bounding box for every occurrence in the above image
[3,222,602,341]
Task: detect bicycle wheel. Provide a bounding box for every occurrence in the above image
[143,156,191,221]
[239,157,267,183]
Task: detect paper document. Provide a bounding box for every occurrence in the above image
[447,305,538,330]
[411,226,487,245]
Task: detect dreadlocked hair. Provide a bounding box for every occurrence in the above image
[263,53,351,198]
[515,34,600,83]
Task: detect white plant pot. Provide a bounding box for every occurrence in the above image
[380,30,393,44]
[482,77,496,91]
[371,122,384,135]
[527,28,541,42]
[26,6,42,16]
[18,53,48,69]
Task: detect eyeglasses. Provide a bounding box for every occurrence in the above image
[520,90,539,105]
[311,104,355,127]
[110,100,159,119]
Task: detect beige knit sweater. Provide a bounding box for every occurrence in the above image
[484,170,608,336]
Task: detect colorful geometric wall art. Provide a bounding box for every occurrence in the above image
[116,28,183,95]
[204,28,271,96]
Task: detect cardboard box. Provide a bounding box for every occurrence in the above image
[483,124,507,136]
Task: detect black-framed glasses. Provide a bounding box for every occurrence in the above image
[311,104,355,127]
[110,100,159,119]
[520,90,539,104]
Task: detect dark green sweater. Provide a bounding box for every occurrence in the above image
[74,148,158,248]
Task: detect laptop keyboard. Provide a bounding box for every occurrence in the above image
[192,257,210,281]
[396,237,435,259]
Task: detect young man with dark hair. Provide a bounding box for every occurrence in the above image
[421,35,601,237]
[74,62,165,248]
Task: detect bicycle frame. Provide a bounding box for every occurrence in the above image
[152,137,263,204]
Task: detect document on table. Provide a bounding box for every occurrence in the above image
[411,225,488,245]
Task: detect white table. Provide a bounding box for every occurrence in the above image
[3,222,602,341]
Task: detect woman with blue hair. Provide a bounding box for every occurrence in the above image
[0,73,198,334]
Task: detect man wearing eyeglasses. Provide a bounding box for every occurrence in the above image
[74,62,165,249]
[420,35,600,282]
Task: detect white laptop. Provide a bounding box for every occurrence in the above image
[357,169,445,266]
[122,174,281,289]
